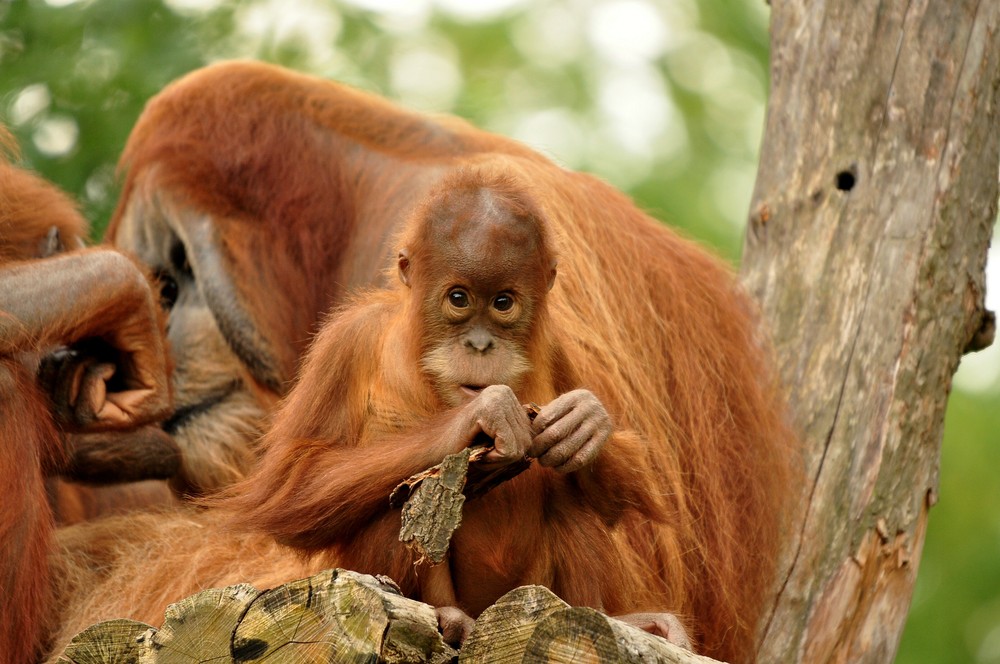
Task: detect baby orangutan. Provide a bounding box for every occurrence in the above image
[223,161,690,647]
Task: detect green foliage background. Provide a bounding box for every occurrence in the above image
[1,1,997,660]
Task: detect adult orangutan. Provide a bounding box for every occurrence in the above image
[8,61,795,664]
[105,61,544,497]
[0,128,172,663]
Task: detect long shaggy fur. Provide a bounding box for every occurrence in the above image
[49,510,324,655]
[0,365,62,664]
[0,130,177,661]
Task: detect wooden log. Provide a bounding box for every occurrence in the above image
[56,618,151,664]
[462,586,721,664]
[58,569,456,663]
[460,586,570,663]
[524,607,719,664]
[141,583,258,662]
[231,568,455,663]
[59,574,726,663]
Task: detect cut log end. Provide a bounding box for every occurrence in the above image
[60,569,457,664]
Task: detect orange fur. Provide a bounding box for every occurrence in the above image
[0,138,173,524]
[0,144,86,259]
[0,364,61,663]
[5,62,795,664]
[0,131,172,662]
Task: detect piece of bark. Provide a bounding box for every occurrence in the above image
[392,444,478,511]
[392,404,538,564]
[397,445,475,564]
[56,618,152,664]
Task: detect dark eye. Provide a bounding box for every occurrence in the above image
[493,294,514,312]
[448,289,469,308]
[170,241,192,276]
[158,272,179,310]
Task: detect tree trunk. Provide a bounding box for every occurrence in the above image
[740,1,1000,662]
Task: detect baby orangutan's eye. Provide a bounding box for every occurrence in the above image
[448,289,469,308]
[493,294,514,312]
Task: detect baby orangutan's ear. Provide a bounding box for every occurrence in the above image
[398,249,412,288]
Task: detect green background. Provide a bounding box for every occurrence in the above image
[2,1,997,660]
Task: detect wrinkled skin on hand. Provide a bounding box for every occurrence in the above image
[529,389,612,473]
[0,250,171,435]
[457,385,612,475]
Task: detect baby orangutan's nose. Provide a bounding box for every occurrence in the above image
[463,327,494,353]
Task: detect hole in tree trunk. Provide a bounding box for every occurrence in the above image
[835,168,857,192]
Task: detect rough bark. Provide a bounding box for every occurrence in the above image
[740,1,1000,662]
[396,447,475,564]
[392,404,538,564]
